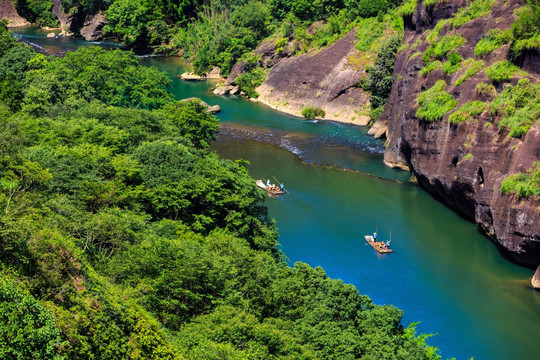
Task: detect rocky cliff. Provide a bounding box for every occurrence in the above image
[257,31,369,125]
[0,0,29,27]
[255,30,371,124]
[373,0,540,267]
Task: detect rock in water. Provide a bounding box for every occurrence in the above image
[206,105,221,114]
[47,32,56,38]
[213,85,233,95]
[532,265,540,290]
[180,72,204,81]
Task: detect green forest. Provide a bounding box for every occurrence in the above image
[0,20,444,358]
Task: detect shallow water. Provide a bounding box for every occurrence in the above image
[14,33,540,360]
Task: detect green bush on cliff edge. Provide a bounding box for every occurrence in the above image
[501,162,540,199]
[416,80,458,122]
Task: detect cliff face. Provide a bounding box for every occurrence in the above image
[375,0,540,267]
[255,30,371,125]
[0,0,29,27]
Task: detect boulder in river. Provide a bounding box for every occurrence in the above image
[180,97,220,114]
[47,32,56,38]
[180,72,204,81]
[206,105,221,114]
[213,85,233,95]
[532,265,540,290]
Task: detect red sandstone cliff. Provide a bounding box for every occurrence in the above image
[0,0,29,27]
[374,0,540,267]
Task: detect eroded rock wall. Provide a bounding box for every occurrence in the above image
[256,30,371,125]
[374,0,540,267]
[0,0,29,27]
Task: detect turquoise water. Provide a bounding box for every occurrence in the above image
[14,33,540,360]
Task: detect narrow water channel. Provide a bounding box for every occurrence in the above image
[13,30,540,360]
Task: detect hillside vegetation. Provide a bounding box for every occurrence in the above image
[0,23,443,359]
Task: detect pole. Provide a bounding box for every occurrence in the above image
[273,176,289,194]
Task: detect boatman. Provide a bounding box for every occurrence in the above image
[386,240,391,248]
[280,183,284,190]
[267,179,271,187]
[373,232,377,242]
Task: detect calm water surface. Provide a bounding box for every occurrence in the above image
[15,34,540,360]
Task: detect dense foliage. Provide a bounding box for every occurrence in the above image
[14,0,59,27]
[0,24,442,359]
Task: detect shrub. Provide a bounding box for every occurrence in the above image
[508,5,540,59]
[398,0,418,17]
[475,82,497,97]
[450,0,498,28]
[234,67,266,98]
[442,52,463,74]
[365,35,402,109]
[474,28,513,57]
[420,60,441,77]
[416,80,458,121]
[455,59,485,86]
[301,106,326,119]
[491,78,540,138]
[501,162,540,198]
[422,35,466,62]
[485,60,525,84]
[449,101,488,124]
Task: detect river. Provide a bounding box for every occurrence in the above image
[13,28,540,360]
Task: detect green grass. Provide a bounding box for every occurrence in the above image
[398,0,418,17]
[491,78,540,138]
[420,60,441,77]
[450,0,498,28]
[425,19,450,43]
[474,28,513,57]
[510,33,540,59]
[501,162,540,199]
[485,60,527,84]
[455,59,485,86]
[409,51,422,60]
[422,35,466,62]
[449,101,488,124]
[424,0,441,7]
[416,80,458,122]
[441,52,463,74]
[475,82,496,97]
[508,5,540,59]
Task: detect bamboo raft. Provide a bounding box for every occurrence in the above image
[364,235,393,253]
[256,180,286,195]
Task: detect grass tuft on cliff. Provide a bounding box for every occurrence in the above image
[474,28,513,57]
[420,61,441,77]
[449,101,488,124]
[450,0,499,28]
[455,59,485,86]
[491,78,540,138]
[501,162,540,199]
[422,35,466,62]
[416,80,458,122]
[486,60,527,84]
